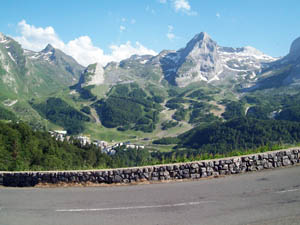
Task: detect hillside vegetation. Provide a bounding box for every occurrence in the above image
[32,97,90,134]
[93,83,162,132]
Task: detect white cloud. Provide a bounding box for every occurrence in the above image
[165,0,197,16]
[174,0,190,11]
[216,12,221,18]
[166,25,176,41]
[109,41,157,62]
[120,25,126,32]
[13,20,156,66]
[14,20,65,51]
[167,33,175,40]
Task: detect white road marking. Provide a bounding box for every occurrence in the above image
[276,188,300,193]
[56,201,215,212]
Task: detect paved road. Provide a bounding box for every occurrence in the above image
[1,166,300,225]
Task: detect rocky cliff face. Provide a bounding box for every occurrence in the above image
[289,37,300,61]
[245,35,300,91]
[152,32,275,87]
[76,63,104,88]
[172,32,223,86]
[81,32,275,88]
[25,44,84,85]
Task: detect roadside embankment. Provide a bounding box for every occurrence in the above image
[1,148,299,187]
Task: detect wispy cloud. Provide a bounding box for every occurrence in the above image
[159,0,197,16]
[13,20,156,66]
[146,5,156,14]
[120,25,126,32]
[174,0,190,11]
[166,25,176,41]
[216,12,221,18]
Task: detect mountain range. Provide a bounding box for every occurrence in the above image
[77,32,276,89]
[0,32,83,99]
[1,31,300,145]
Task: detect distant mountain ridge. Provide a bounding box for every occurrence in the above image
[1,30,300,140]
[0,32,83,99]
[77,32,276,88]
[244,35,300,91]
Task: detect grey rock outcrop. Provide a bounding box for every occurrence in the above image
[289,37,300,61]
[245,35,300,91]
[175,32,223,86]
[157,32,275,87]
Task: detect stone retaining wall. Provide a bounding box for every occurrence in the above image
[1,148,300,187]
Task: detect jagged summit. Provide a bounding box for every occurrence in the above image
[172,32,222,86]
[41,44,55,53]
[148,31,276,87]
[0,32,9,43]
[182,32,215,53]
[289,36,300,60]
[290,37,300,53]
[190,32,211,42]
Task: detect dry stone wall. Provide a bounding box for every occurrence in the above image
[1,148,300,187]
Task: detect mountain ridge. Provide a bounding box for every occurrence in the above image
[76,31,276,88]
[0,32,84,98]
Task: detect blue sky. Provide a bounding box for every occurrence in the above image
[0,0,299,66]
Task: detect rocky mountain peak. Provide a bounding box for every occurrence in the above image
[289,36,300,60]
[172,32,222,86]
[191,32,210,41]
[41,44,55,53]
[0,32,5,40]
[182,32,216,55]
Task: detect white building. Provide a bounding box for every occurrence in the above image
[75,135,91,146]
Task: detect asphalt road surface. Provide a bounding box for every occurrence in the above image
[1,166,300,225]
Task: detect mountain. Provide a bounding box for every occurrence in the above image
[76,32,275,89]
[159,32,222,86]
[0,32,83,99]
[1,30,294,143]
[245,36,300,90]
[162,32,275,87]
[26,43,84,85]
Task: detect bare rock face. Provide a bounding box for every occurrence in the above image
[288,37,300,61]
[74,32,276,88]
[157,32,275,87]
[159,32,222,87]
[243,36,300,91]
[175,32,222,86]
[86,63,105,86]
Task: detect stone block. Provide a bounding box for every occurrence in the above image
[191,163,199,169]
[152,172,159,177]
[166,166,173,171]
[201,172,207,178]
[282,159,291,166]
[123,169,132,174]
[241,157,249,162]
[191,174,200,179]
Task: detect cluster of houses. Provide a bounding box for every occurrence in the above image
[49,130,68,142]
[102,142,145,155]
[49,130,145,155]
